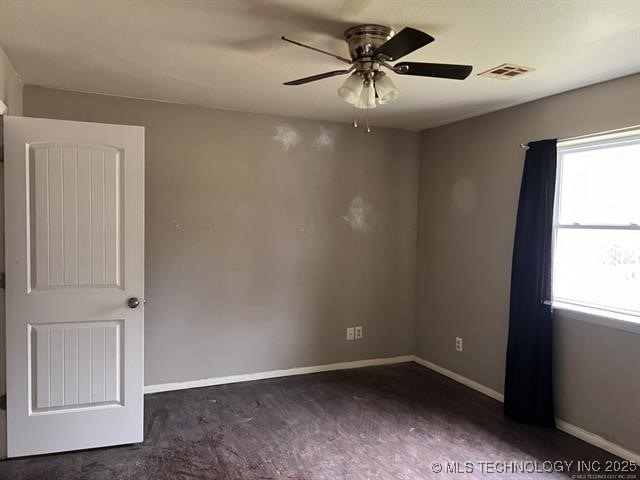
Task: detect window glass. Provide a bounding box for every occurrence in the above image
[558,142,640,225]
[553,229,640,314]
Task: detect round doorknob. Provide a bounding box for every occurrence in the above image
[127,297,141,309]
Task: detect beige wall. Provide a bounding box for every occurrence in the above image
[24,86,420,387]
[416,74,640,453]
[0,45,22,115]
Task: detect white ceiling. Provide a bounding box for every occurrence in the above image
[0,0,638,130]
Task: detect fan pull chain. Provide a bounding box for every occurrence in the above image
[365,107,371,133]
[352,107,372,133]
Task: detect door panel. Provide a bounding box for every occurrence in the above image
[29,144,123,290]
[31,321,123,412]
[4,116,144,457]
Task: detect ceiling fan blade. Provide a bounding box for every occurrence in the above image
[374,27,434,61]
[394,62,473,80]
[283,69,352,85]
[281,36,353,65]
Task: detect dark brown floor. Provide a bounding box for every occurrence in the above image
[0,362,633,480]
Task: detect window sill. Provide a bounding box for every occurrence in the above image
[552,301,640,335]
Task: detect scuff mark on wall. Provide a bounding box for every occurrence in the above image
[452,177,477,213]
[313,126,335,153]
[273,124,301,151]
[168,221,216,233]
[342,196,373,233]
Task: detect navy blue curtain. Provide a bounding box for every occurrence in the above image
[504,139,557,427]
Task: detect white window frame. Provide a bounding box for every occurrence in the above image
[551,128,640,334]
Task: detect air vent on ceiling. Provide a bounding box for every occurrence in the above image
[478,63,534,80]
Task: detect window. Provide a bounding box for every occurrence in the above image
[552,132,640,322]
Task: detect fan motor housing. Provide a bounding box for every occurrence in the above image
[344,24,394,61]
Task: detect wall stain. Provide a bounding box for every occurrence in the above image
[313,126,335,153]
[272,124,301,151]
[452,177,477,213]
[342,196,373,233]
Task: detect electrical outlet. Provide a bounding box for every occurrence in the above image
[455,337,463,352]
[355,326,363,339]
[346,327,355,341]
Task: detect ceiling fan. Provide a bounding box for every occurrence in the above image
[282,25,473,109]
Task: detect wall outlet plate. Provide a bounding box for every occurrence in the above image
[355,326,363,339]
[346,327,355,341]
[455,337,463,352]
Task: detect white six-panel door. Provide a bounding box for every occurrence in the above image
[4,116,144,457]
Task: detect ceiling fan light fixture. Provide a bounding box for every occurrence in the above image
[374,73,399,105]
[283,25,473,112]
[338,73,364,105]
[357,82,376,109]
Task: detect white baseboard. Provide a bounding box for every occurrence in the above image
[555,419,640,464]
[144,355,414,394]
[413,355,640,463]
[412,356,505,402]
